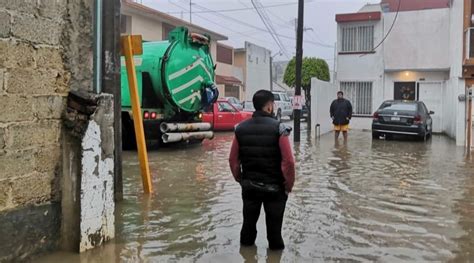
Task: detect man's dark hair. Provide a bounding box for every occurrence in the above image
[337,91,344,95]
[253,90,274,111]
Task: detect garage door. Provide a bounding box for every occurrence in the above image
[418,82,443,133]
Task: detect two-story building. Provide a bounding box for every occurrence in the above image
[235,42,272,101]
[335,0,472,146]
[121,0,244,100]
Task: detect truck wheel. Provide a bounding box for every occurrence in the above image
[290,111,294,120]
[372,132,379,139]
[122,115,137,150]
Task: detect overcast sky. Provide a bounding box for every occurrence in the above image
[140,0,380,67]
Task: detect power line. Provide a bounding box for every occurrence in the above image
[250,0,289,57]
[166,1,316,14]
[169,1,295,53]
[363,0,401,55]
[182,1,333,48]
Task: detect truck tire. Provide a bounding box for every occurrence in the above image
[122,114,137,150]
[372,131,379,139]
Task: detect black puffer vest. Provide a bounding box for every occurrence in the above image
[235,111,283,185]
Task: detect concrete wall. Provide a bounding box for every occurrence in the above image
[448,0,466,146]
[0,0,116,260]
[0,2,70,260]
[384,9,450,71]
[336,20,385,112]
[383,71,449,101]
[244,42,271,101]
[311,78,338,137]
[129,14,162,41]
[234,51,246,81]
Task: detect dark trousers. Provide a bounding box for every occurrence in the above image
[240,190,288,250]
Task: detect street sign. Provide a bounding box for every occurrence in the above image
[293,95,304,110]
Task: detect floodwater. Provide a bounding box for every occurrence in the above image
[37,125,474,262]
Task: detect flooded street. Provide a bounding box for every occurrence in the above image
[38,126,474,262]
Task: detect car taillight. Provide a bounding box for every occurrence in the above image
[373,112,379,120]
[414,115,422,124]
[143,111,150,119]
[150,112,157,119]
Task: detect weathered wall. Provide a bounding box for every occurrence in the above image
[383,8,450,71]
[0,1,69,260]
[0,0,115,260]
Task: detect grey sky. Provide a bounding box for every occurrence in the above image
[141,0,379,67]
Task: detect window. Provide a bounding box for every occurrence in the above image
[381,102,417,111]
[218,102,236,112]
[273,93,281,101]
[340,81,373,115]
[217,44,233,64]
[341,25,374,52]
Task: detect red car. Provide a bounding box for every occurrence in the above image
[202,99,253,131]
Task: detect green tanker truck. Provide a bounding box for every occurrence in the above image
[121,27,219,149]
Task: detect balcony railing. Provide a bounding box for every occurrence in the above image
[466,27,474,60]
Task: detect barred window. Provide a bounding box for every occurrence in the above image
[341,25,374,52]
[340,81,373,115]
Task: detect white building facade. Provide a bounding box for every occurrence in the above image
[335,0,469,146]
[235,42,272,101]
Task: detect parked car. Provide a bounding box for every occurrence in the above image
[272,91,292,121]
[242,101,255,112]
[224,97,243,111]
[202,99,252,131]
[372,100,434,140]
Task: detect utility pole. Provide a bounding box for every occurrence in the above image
[270,55,273,91]
[294,0,304,142]
[189,0,192,23]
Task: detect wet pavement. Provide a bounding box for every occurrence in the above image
[37,125,474,262]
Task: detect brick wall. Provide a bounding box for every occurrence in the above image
[0,0,68,211]
[0,0,96,260]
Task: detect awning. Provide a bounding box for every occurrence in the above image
[215,75,242,85]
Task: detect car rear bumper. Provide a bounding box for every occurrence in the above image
[372,123,426,136]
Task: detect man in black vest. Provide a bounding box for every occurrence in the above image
[229,90,295,250]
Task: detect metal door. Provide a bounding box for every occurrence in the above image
[418,82,443,133]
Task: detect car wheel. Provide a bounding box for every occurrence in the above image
[290,111,294,120]
[276,109,282,122]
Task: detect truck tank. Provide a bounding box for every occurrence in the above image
[121,27,218,148]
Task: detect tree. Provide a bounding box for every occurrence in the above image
[283,56,330,129]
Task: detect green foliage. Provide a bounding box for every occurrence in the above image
[283,57,330,89]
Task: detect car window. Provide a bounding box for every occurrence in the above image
[421,103,429,114]
[273,93,281,101]
[243,101,254,110]
[218,102,236,112]
[282,94,290,102]
[380,103,417,111]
